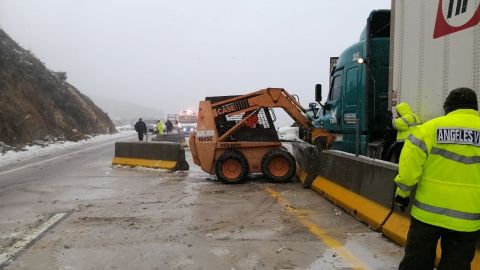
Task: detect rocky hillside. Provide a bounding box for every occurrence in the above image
[0,28,116,147]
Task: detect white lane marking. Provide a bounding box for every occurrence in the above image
[0,213,68,267]
[0,136,131,176]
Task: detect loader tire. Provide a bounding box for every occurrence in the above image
[215,151,249,184]
[261,149,296,183]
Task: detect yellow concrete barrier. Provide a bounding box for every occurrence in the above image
[381,212,410,247]
[112,157,177,170]
[112,141,189,171]
[310,174,391,231]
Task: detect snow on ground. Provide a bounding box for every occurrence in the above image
[0,129,135,168]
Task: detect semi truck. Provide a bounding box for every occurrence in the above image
[311,0,480,161]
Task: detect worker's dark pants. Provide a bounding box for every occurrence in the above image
[137,132,144,141]
[399,217,480,270]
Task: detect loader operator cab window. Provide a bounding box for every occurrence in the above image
[220,108,278,142]
[243,112,259,128]
[207,94,279,142]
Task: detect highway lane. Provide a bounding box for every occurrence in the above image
[0,137,403,269]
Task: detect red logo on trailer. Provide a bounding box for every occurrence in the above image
[433,0,480,38]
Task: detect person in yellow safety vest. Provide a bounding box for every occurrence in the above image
[156,120,165,135]
[393,102,421,142]
[391,102,421,162]
[394,88,480,270]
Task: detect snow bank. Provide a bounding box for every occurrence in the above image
[0,130,135,168]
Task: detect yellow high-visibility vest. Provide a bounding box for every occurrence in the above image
[394,109,480,232]
[393,102,421,142]
[156,122,165,134]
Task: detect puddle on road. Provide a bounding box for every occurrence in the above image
[307,232,402,270]
[209,247,231,256]
[205,190,226,194]
[59,187,117,201]
[77,216,143,223]
[213,229,277,241]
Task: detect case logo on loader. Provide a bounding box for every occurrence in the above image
[215,100,249,116]
[433,0,480,38]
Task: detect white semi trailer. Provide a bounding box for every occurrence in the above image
[390,0,480,119]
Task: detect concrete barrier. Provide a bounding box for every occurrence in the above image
[292,142,480,267]
[292,143,397,230]
[112,141,189,171]
[152,133,187,145]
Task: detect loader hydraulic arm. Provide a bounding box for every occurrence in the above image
[211,88,313,130]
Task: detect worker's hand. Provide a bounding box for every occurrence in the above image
[394,195,410,212]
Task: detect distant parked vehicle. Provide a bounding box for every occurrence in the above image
[177,110,198,134]
[143,120,157,134]
[277,126,301,142]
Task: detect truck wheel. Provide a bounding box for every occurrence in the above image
[261,149,296,183]
[215,151,249,184]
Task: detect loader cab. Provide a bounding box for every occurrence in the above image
[221,108,279,142]
[206,96,279,142]
[316,10,391,155]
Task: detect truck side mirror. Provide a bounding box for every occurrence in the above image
[315,84,322,103]
[309,102,320,118]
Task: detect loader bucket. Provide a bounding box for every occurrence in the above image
[291,142,320,188]
[112,141,189,171]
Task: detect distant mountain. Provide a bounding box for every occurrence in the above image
[89,95,164,124]
[0,28,116,147]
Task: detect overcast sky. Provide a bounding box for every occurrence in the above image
[0,0,390,121]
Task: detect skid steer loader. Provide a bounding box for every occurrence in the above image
[189,88,333,184]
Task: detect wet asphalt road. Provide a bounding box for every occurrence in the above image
[0,135,403,269]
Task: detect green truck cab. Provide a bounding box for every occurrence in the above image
[312,10,398,160]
